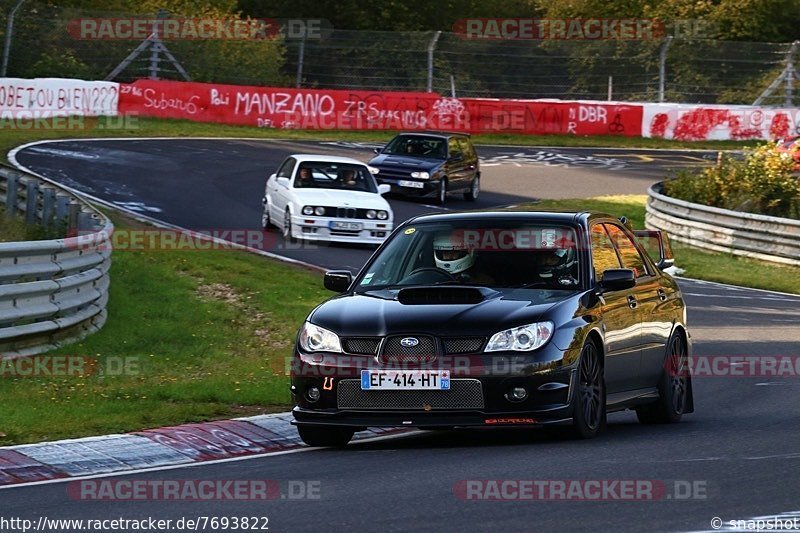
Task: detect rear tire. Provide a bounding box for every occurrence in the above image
[636,333,688,424]
[297,425,354,447]
[464,175,480,202]
[570,340,605,439]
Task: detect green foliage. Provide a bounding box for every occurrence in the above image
[664,144,800,219]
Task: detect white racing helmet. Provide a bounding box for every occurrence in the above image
[433,233,475,274]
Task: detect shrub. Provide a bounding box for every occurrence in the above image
[664,144,800,219]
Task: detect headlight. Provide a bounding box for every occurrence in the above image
[366,210,377,219]
[314,206,325,216]
[485,321,554,352]
[298,322,342,353]
[302,206,314,215]
[377,210,389,220]
[368,166,380,174]
[410,171,430,179]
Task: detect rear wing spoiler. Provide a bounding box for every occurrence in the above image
[633,229,675,270]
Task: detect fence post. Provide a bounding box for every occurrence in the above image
[658,36,673,103]
[1,0,28,77]
[296,34,306,88]
[5,173,18,216]
[56,196,70,226]
[25,180,37,224]
[42,187,55,227]
[786,40,799,107]
[427,31,442,93]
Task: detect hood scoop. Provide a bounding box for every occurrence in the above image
[397,286,494,305]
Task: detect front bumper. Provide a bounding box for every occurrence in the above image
[290,344,579,429]
[376,177,440,198]
[289,213,393,244]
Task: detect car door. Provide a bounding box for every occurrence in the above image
[446,137,469,190]
[459,138,479,182]
[605,223,662,390]
[590,223,643,394]
[271,157,296,219]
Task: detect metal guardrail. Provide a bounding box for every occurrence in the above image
[0,163,112,358]
[645,182,800,266]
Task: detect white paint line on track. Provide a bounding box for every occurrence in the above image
[0,430,421,491]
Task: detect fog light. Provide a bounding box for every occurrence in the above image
[306,387,321,402]
[508,387,528,402]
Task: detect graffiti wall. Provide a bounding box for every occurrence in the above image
[0,78,119,117]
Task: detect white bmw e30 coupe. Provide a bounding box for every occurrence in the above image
[261,155,394,245]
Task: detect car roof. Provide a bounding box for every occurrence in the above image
[404,210,591,225]
[290,154,369,165]
[394,131,471,139]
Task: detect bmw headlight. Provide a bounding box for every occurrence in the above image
[302,206,314,215]
[314,206,325,216]
[299,322,342,353]
[368,166,380,174]
[410,171,430,179]
[377,210,389,220]
[366,210,377,219]
[485,321,554,352]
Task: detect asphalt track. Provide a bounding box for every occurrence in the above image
[5,139,800,532]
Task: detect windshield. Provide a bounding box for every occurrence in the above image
[381,135,447,159]
[355,220,582,291]
[294,162,378,193]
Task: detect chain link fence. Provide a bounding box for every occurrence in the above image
[1,2,797,106]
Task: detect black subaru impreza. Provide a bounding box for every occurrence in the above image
[290,211,693,446]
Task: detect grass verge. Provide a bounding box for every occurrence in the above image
[0,211,328,445]
[0,116,758,156]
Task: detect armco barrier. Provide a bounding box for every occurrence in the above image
[0,163,112,358]
[645,181,800,266]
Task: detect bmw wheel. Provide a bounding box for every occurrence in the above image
[636,332,688,424]
[283,209,295,242]
[261,202,272,230]
[571,340,605,439]
[464,175,480,202]
[297,425,354,447]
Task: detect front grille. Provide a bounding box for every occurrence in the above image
[443,337,485,355]
[342,337,381,356]
[319,206,374,220]
[380,335,437,363]
[337,379,485,410]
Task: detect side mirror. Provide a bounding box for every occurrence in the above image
[324,270,352,293]
[276,177,290,188]
[377,184,391,195]
[633,229,675,270]
[268,173,277,181]
[449,153,463,162]
[373,147,382,155]
[599,268,636,292]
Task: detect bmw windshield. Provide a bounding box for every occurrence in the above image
[354,220,582,291]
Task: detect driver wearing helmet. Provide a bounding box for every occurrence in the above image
[537,246,578,287]
[433,232,494,284]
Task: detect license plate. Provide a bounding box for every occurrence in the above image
[329,221,362,231]
[361,370,450,390]
[398,180,424,189]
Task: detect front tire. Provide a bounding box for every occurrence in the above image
[464,175,480,202]
[261,202,272,230]
[636,333,688,424]
[282,209,295,242]
[297,425,354,447]
[571,341,605,439]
